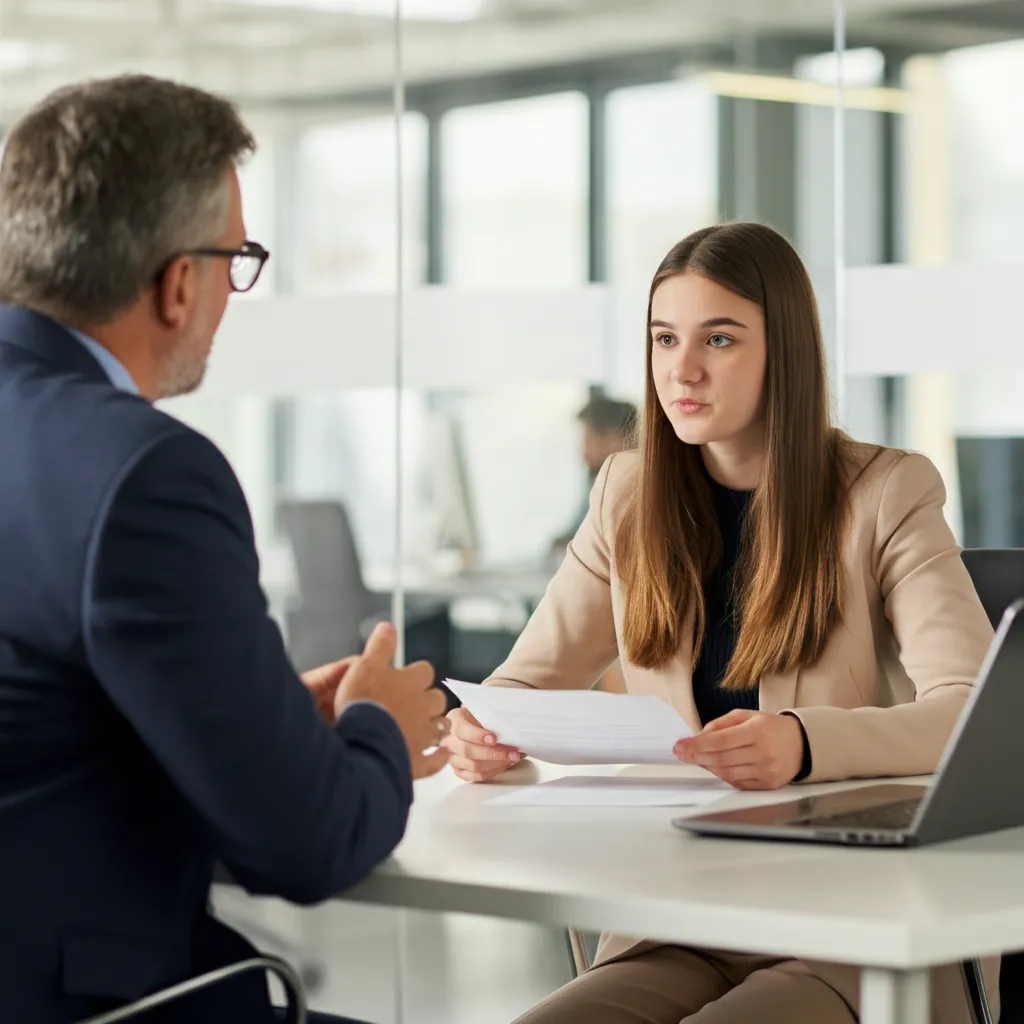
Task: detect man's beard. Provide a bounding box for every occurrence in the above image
[157,316,212,400]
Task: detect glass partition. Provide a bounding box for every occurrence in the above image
[15,0,1018,1020]
[843,19,1024,545]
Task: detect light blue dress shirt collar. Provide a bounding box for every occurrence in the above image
[65,326,139,396]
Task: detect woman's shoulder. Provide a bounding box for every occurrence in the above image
[838,436,946,522]
[598,449,641,528]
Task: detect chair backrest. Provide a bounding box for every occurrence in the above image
[961,548,1024,628]
[278,500,370,606]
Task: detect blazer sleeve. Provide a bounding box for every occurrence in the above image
[792,452,994,782]
[485,454,621,690]
[82,429,413,904]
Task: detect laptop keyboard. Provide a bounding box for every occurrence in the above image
[800,798,922,832]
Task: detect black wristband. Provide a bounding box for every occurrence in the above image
[784,712,813,782]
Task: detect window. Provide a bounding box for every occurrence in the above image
[442,92,588,287]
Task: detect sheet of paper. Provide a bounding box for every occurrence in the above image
[444,679,695,765]
[487,775,732,808]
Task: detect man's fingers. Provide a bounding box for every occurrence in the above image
[414,717,447,754]
[424,687,446,719]
[359,621,399,667]
[403,659,435,690]
[304,655,358,689]
[413,746,450,779]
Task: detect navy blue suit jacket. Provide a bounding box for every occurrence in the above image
[0,306,413,1022]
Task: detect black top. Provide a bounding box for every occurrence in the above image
[689,467,812,780]
[691,473,758,727]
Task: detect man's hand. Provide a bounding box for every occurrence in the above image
[673,709,805,790]
[301,656,358,725]
[335,622,450,780]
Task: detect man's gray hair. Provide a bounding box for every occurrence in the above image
[0,74,256,325]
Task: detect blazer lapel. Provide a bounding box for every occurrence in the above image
[758,666,800,713]
[665,609,701,732]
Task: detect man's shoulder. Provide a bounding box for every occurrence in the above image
[0,355,233,527]
[48,383,218,489]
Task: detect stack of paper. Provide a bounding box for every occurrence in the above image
[487,775,731,807]
[444,679,694,765]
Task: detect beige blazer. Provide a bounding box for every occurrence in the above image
[485,442,997,1022]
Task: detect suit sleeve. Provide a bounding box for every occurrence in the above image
[485,454,621,690]
[791,453,994,782]
[82,429,413,904]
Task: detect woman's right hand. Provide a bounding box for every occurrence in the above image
[443,706,522,783]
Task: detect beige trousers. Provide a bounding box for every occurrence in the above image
[514,946,856,1024]
[514,943,998,1024]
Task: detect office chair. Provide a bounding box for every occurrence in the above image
[278,500,452,678]
[562,548,1024,1024]
[77,955,305,1023]
[278,500,391,670]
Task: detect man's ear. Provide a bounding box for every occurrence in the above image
[153,255,197,329]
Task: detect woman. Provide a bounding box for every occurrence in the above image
[442,222,998,1024]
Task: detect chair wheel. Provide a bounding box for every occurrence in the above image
[301,963,325,994]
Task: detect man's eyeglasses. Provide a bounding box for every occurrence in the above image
[173,240,271,293]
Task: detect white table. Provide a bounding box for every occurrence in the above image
[363,564,555,606]
[339,761,1024,1024]
[408,567,554,604]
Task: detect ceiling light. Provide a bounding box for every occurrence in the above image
[696,70,907,114]
[230,0,484,21]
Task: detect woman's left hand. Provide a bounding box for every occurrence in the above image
[674,709,805,790]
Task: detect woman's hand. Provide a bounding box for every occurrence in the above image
[443,706,522,783]
[673,709,805,790]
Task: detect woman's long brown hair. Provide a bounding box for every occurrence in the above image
[615,222,849,689]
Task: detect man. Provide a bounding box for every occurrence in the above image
[552,395,637,551]
[0,76,448,1022]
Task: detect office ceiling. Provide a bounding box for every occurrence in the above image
[0,0,1018,114]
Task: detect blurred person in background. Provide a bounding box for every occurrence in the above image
[552,395,638,554]
[551,395,636,694]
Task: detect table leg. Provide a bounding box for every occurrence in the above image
[392,909,407,1024]
[860,968,930,1024]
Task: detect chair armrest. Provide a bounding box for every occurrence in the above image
[77,955,306,1024]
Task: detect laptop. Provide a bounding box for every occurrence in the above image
[675,597,1024,848]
